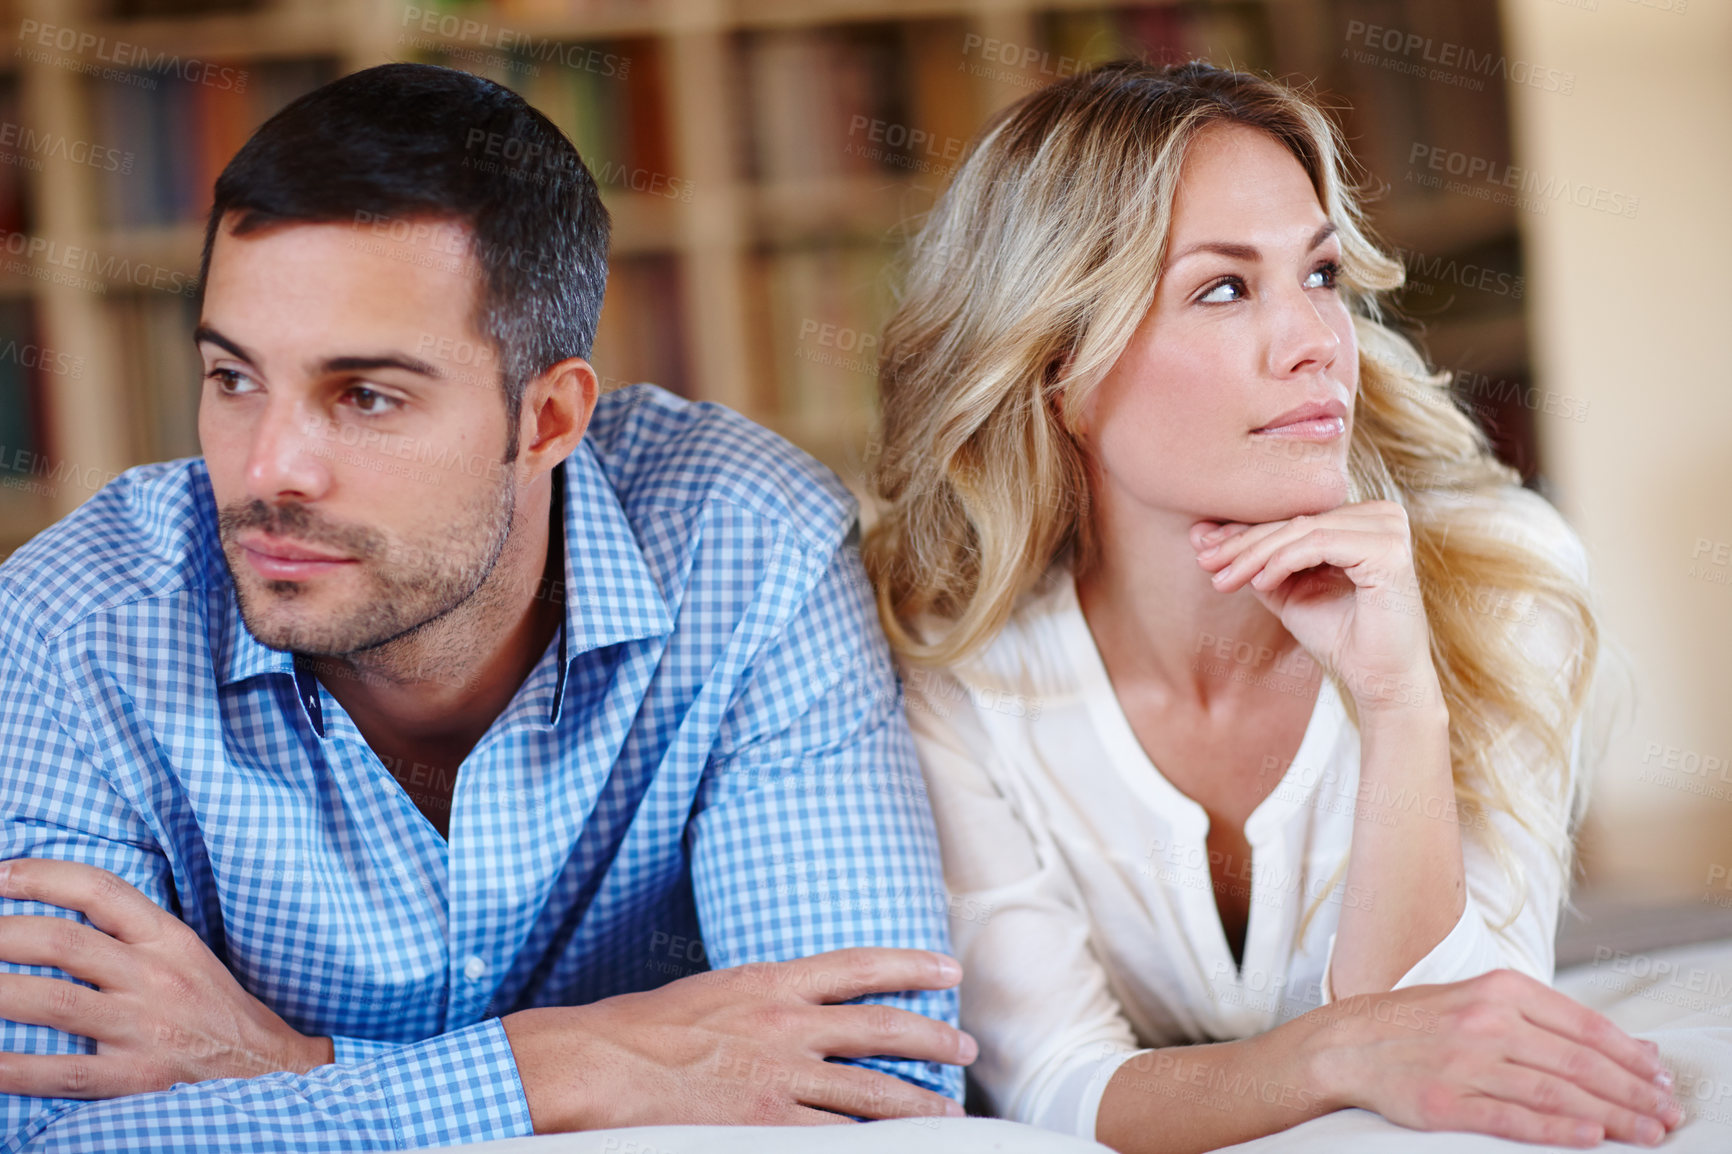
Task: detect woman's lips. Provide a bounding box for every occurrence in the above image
[1250,416,1346,440]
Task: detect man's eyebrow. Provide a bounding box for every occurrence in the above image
[194,324,259,366]
[318,353,444,379]
[1168,222,1339,266]
[193,326,445,380]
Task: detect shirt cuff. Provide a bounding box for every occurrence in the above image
[367,1017,534,1147]
[1318,895,1506,1004]
[330,1033,399,1065]
[1025,1045,1147,1141]
[1083,1047,1150,1141]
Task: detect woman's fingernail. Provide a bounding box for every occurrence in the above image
[1654,1068,1673,1088]
[1198,544,1219,558]
[1637,1117,1665,1145]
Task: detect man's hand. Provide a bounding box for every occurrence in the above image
[0,859,332,1097]
[502,947,975,1131]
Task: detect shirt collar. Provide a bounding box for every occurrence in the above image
[542,439,674,723]
[210,439,674,728]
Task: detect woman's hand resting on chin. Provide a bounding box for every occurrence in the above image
[1192,500,1438,718]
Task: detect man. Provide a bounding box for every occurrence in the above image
[0,63,973,1150]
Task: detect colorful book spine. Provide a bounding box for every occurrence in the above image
[87,59,338,230]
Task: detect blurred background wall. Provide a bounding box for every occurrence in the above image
[0,0,1723,918]
[1502,0,1732,909]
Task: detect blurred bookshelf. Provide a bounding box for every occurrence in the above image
[0,0,1538,558]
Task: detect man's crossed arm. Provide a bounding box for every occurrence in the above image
[0,858,974,1147]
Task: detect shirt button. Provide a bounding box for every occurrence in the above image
[463,956,486,982]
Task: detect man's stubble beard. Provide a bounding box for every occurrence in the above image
[219,468,518,664]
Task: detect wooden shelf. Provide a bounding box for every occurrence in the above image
[88,200,683,260]
[750,175,926,246]
[81,3,353,61]
[602,189,686,252]
[393,0,1180,41]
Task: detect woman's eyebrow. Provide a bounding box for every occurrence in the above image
[1168,222,1339,267]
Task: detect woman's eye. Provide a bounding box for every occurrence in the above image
[1199,277,1246,304]
[1306,261,1342,290]
[345,386,401,415]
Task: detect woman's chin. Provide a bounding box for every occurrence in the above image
[1225,476,1352,523]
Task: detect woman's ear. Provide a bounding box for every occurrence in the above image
[1046,352,1084,436]
[1054,383,1090,439]
[1047,383,1080,436]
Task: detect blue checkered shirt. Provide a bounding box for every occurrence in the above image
[0,384,960,1151]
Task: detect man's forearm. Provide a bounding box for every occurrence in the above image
[4,1018,530,1153]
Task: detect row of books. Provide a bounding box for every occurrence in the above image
[417,7,1247,187]
[0,301,43,484]
[439,36,674,202]
[68,0,1504,239]
[101,0,257,17]
[409,0,670,21]
[67,4,1274,232]
[0,82,30,239]
[1324,0,1512,217]
[20,0,1532,498]
[749,241,894,443]
[743,25,908,185]
[589,253,691,398]
[113,292,204,465]
[86,59,337,231]
[0,292,210,478]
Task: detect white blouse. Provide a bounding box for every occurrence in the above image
[900,488,1590,1142]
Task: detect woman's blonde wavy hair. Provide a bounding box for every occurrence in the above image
[862,59,1599,926]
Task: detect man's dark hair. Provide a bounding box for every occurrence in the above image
[198,62,609,460]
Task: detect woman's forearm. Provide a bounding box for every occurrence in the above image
[1096,976,1683,1151]
[1094,1017,1338,1153]
[1329,690,1465,996]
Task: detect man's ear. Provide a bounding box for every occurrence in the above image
[517,357,599,477]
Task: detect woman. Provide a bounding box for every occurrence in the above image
[864,60,1677,1151]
